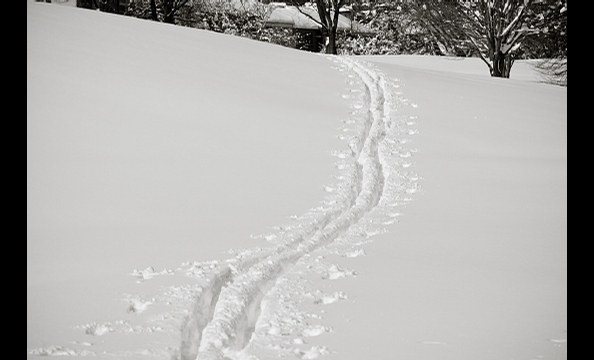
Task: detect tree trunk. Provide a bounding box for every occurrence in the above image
[326,29,337,54]
[491,50,512,78]
[492,50,503,77]
[503,55,513,78]
[150,0,158,21]
[312,0,342,55]
[326,6,341,55]
[163,13,175,24]
[162,0,175,24]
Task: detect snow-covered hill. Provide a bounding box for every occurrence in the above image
[28,2,566,359]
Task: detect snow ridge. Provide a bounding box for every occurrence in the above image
[180,57,420,360]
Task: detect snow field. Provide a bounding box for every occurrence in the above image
[26,55,422,360]
[27,2,565,359]
[28,3,419,357]
[182,57,421,359]
[321,56,567,360]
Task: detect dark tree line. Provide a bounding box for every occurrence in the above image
[126,0,193,24]
[124,0,298,47]
[83,0,566,82]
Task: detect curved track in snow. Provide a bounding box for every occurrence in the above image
[28,56,421,360]
[177,57,421,360]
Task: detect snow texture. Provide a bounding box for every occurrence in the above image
[28,2,566,360]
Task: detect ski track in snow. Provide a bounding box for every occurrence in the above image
[28,57,421,359]
[184,57,420,360]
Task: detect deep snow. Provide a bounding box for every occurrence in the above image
[27,2,566,359]
[319,55,567,360]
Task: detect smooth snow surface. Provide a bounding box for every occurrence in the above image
[28,2,566,359]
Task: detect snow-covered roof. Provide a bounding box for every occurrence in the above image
[265,5,373,34]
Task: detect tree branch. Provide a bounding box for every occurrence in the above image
[289,0,327,30]
[469,36,493,72]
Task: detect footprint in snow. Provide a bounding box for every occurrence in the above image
[322,264,356,280]
[130,266,174,282]
[343,249,365,258]
[81,322,111,336]
[125,297,153,314]
[297,346,330,359]
[315,291,348,305]
[301,324,331,337]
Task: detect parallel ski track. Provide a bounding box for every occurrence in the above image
[179,57,409,360]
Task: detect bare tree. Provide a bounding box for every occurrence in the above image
[524,0,566,85]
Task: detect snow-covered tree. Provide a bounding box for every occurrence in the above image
[411,0,541,78]
[338,1,472,56]
[292,0,348,54]
[127,0,194,24]
[474,0,539,77]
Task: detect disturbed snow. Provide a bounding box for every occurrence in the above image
[29,55,422,359]
[28,3,566,360]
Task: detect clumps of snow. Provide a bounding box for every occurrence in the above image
[77,319,166,336]
[179,260,223,279]
[125,295,154,314]
[406,115,418,124]
[264,233,277,242]
[358,225,388,240]
[301,324,332,337]
[343,248,366,258]
[81,322,112,336]
[72,341,94,346]
[28,345,96,356]
[323,185,335,193]
[379,218,398,225]
[249,232,278,242]
[314,291,348,305]
[322,264,357,280]
[406,182,422,194]
[297,345,330,359]
[387,211,403,218]
[292,337,305,345]
[130,266,174,282]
